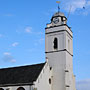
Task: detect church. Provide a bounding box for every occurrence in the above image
[0,11,76,90]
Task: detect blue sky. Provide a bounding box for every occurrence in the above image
[0,0,90,89]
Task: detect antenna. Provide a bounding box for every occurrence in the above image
[56,1,60,12]
[67,5,72,20]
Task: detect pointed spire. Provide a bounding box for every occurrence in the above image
[56,1,60,12]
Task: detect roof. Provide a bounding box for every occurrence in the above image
[53,12,64,17]
[0,63,45,86]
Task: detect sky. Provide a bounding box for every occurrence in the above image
[0,0,90,90]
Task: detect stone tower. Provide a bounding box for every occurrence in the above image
[45,12,76,90]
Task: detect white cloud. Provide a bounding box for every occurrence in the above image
[5,14,14,17]
[12,42,19,47]
[44,0,90,16]
[86,1,90,6]
[4,52,11,55]
[61,0,90,15]
[10,59,16,63]
[25,27,32,33]
[0,34,3,38]
[16,26,33,34]
[62,0,86,12]
[83,11,88,15]
[3,52,16,63]
[76,79,90,90]
[34,38,44,46]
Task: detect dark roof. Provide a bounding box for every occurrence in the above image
[0,63,45,86]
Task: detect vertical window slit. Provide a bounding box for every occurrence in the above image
[53,38,58,49]
[68,39,70,50]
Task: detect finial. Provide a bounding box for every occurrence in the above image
[56,1,60,13]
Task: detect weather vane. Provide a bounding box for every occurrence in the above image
[56,1,60,12]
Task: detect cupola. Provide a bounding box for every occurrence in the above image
[47,12,67,28]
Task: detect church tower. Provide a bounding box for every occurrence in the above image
[45,12,76,90]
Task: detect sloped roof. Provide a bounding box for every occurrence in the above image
[0,63,45,86]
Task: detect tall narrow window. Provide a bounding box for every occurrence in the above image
[68,39,70,50]
[49,78,51,84]
[53,38,58,49]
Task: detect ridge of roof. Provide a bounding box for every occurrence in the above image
[0,62,45,70]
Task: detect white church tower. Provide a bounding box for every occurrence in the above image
[45,12,76,90]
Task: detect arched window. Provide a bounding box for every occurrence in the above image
[0,88,4,90]
[17,87,25,90]
[53,38,58,49]
[49,78,51,84]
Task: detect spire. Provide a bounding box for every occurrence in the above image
[56,1,60,13]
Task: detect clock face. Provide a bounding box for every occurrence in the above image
[53,17,59,24]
